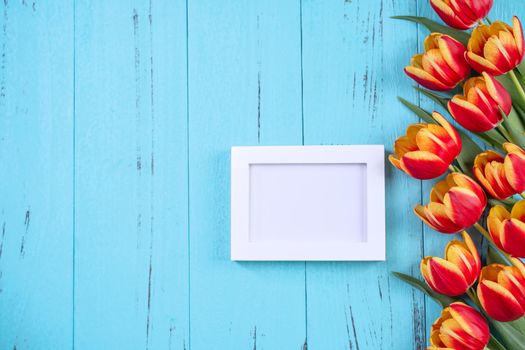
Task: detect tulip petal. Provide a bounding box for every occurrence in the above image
[438,35,470,78]
[439,318,480,349]
[487,205,510,249]
[498,266,525,308]
[430,0,472,29]
[404,66,453,91]
[422,49,460,85]
[511,200,525,221]
[478,279,525,321]
[501,219,525,258]
[400,151,449,180]
[448,97,496,132]
[432,111,461,149]
[415,202,462,233]
[448,303,490,348]
[465,51,502,75]
[416,126,457,163]
[504,147,525,193]
[444,187,484,229]
[513,16,524,58]
[483,72,512,114]
[450,173,486,204]
[423,257,470,296]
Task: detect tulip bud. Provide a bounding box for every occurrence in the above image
[487,200,525,258]
[477,258,525,322]
[473,143,525,199]
[415,173,487,233]
[428,302,489,350]
[466,17,525,75]
[448,72,512,132]
[430,0,493,30]
[389,112,461,180]
[421,232,481,296]
[405,33,471,91]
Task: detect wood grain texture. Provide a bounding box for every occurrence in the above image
[74,1,188,349]
[301,0,425,348]
[0,1,74,349]
[187,1,306,348]
[6,0,524,349]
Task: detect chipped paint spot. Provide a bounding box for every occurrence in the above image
[252,325,257,350]
[20,209,30,256]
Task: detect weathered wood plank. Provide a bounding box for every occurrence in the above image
[74,1,189,348]
[187,1,306,348]
[301,0,426,348]
[0,1,74,349]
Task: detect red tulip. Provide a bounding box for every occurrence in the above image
[488,200,525,258]
[389,112,461,180]
[430,0,493,30]
[405,33,470,91]
[428,302,489,350]
[477,258,525,322]
[421,232,481,296]
[415,173,487,233]
[448,72,512,132]
[473,143,525,199]
[466,17,525,75]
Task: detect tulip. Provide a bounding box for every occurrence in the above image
[430,0,493,30]
[473,143,525,199]
[389,112,461,180]
[405,33,471,91]
[448,72,512,132]
[415,173,487,233]
[477,258,525,322]
[466,17,525,75]
[487,200,525,258]
[421,232,481,296]
[428,302,489,350]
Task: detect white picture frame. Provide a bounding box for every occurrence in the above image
[231,145,385,261]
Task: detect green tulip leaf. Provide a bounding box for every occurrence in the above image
[398,97,434,123]
[487,246,508,265]
[488,335,508,350]
[518,60,525,76]
[415,87,450,110]
[391,16,470,46]
[491,321,525,350]
[392,272,458,308]
[501,107,525,149]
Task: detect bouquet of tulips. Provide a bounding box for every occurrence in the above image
[390,1,525,349]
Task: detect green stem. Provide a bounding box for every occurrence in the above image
[467,288,481,308]
[497,123,515,143]
[508,69,525,108]
[520,193,525,200]
[473,222,513,264]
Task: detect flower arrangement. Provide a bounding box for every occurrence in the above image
[391,1,525,349]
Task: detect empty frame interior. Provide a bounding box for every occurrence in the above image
[248,163,367,243]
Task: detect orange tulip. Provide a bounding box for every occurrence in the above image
[421,232,481,296]
[448,72,512,132]
[487,200,525,258]
[477,258,525,322]
[466,17,525,75]
[473,143,525,199]
[389,112,461,180]
[405,33,471,91]
[428,302,489,350]
[415,173,487,233]
[430,0,493,30]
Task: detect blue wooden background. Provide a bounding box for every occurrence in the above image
[1,1,523,349]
